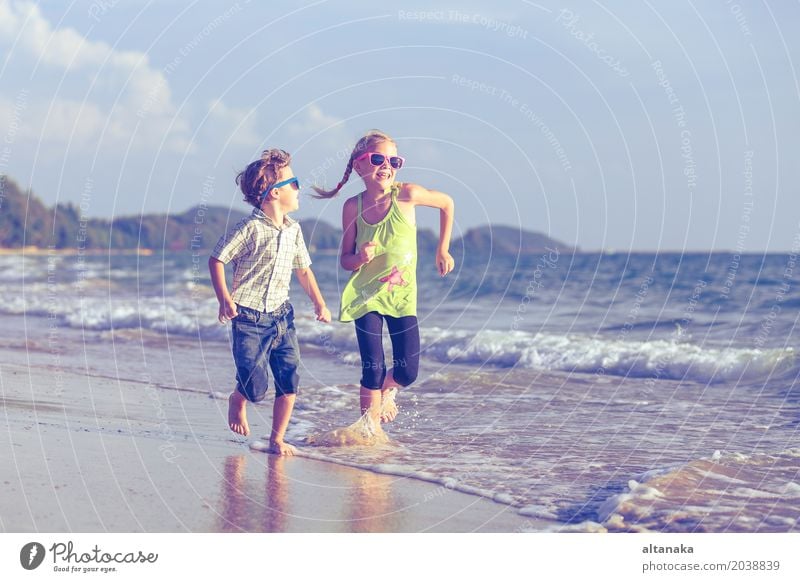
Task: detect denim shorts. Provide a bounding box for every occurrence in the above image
[231,301,300,402]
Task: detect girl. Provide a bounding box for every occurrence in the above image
[314,130,455,424]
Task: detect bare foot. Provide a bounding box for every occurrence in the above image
[380,388,398,423]
[228,391,250,436]
[268,440,297,456]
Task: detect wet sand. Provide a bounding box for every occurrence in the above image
[0,352,544,533]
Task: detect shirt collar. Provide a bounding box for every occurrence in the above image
[251,207,296,229]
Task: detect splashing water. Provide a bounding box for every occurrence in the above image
[306,413,391,447]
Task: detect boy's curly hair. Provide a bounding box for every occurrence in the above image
[235,149,292,208]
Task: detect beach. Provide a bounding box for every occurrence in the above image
[0,315,541,533]
[1,251,798,533]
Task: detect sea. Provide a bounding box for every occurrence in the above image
[2,246,798,532]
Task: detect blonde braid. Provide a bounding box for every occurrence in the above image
[312,129,395,199]
[312,156,354,199]
[334,157,355,194]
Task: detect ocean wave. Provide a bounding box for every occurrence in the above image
[413,327,797,384]
[597,449,800,532]
[4,286,229,341]
[297,321,797,384]
[4,282,797,384]
[600,319,683,333]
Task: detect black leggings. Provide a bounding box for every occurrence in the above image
[354,312,420,390]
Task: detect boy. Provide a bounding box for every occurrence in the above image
[209,149,331,455]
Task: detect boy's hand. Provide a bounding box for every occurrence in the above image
[358,241,378,265]
[218,298,238,323]
[315,304,332,323]
[436,248,455,276]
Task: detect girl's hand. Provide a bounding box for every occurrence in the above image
[218,298,238,323]
[358,241,378,265]
[436,249,455,277]
[315,304,332,323]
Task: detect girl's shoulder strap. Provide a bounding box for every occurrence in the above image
[390,182,402,199]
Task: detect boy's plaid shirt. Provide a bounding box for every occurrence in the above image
[211,208,312,313]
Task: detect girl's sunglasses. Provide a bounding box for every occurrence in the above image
[355,152,405,170]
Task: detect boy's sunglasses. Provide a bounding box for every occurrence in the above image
[355,152,405,170]
[263,177,300,198]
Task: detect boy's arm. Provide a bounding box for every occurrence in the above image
[403,183,456,276]
[209,220,251,322]
[208,257,238,322]
[294,267,331,322]
[292,224,331,323]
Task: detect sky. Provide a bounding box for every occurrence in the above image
[0,0,798,252]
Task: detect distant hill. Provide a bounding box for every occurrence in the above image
[0,177,249,251]
[294,218,340,253]
[0,177,335,252]
[453,224,576,257]
[0,177,572,255]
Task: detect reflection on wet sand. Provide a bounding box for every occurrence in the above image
[218,454,288,532]
[347,467,395,532]
[216,451,403,532]
[264,455,289,533]
[218,455,252,532]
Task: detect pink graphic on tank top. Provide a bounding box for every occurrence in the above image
[379,265,408,293]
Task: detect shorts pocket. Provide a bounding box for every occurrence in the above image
[234,305,259,323]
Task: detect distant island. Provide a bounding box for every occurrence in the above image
[0,176,574,256]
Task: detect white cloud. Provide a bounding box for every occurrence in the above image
[285,104,353,159]
[287,104,344,139]
[206,99,261,148]
[0,0,185,149]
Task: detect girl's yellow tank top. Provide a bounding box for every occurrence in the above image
[339,182,417,322]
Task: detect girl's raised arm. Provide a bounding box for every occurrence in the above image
[402,183,455,276]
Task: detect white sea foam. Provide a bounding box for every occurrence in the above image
[784,482,800,496]
[597,480,664,524]
[5,280,798,385]
[538,521,608,533]
[303,323,797,385]
[249,440,271,452]
[426,328,797,384]
[598,449,800,532]
[517,504,559,520]
[4,284,228,340]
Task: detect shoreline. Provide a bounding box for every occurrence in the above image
[1,246,792,257]
[0,246,155,256]
[0,348,549,533]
